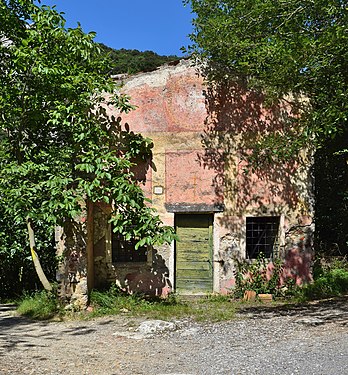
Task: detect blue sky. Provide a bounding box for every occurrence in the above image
[40,1,194,56]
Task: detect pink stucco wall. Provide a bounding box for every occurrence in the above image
[165,150,222,205]
[119,65,206,133]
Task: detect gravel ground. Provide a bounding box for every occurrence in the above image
[1,298,348,375]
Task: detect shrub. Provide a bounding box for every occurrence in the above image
[302,267,348,300]
[233,253,285,298]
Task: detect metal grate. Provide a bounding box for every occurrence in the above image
[246,216,280,259]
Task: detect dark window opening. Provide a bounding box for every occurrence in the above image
[112,231,147,263]
[246,216,280,259]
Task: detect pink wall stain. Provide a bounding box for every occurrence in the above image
[220,278,235,295]
[236,158,300,211]
[281,247,313,285]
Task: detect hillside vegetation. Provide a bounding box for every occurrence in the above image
[99,44,180,75]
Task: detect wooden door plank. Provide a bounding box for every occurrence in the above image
[175,214,213,293]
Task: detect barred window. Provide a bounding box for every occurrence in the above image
[246,216,280,259]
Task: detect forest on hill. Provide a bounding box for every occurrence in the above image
[99,44,180,75]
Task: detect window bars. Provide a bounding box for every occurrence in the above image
[246,216,280,259]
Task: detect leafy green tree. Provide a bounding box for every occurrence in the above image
[0,0,175,296]
[185,0,348,253]
[186,0,347,150]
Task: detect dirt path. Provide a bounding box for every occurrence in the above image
[1,298,348,374]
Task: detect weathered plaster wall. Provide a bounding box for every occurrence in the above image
[117,62,206,134]
[96,60,314,295]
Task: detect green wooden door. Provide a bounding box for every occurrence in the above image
[175,214,213,293]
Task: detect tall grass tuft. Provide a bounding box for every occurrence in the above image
[17,290,61,320]
[89,284,153,315]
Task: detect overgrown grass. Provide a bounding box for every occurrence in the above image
[88,286,236,322]
[17,290,62,320]
[94,260,348,318]
[16,257,348,321]
[14,285,236,322]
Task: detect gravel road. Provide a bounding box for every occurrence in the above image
[1,298,348,375]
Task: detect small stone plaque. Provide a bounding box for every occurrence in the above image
[153,186,164,195]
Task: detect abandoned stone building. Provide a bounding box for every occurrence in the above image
[57,60,314,305]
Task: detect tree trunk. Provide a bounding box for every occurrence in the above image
[26,217,52,291]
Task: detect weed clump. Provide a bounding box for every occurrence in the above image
[300,258,348,300]
[17,289,61,320]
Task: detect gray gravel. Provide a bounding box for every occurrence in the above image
[1,298,348,375]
